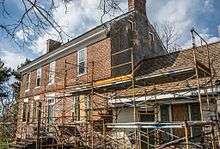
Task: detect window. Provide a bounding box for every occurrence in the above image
[48,61,56,84]
[32,96,40,122]
[22,98,28,122]
[85,95,91,118]
[27,103,31,123]
[36,68,41,87]
[72,96,80,121]
[25,73,30,91]
[160,105,170,122]
[77,48,86,75]
[160,105,172,142]
[190,104,202,142]
[32,100,37,122]
[48,98,55,124]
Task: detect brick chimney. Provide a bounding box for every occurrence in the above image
[47,39,61,53]
[128,0,146,15]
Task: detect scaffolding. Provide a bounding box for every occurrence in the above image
[10,28,220,149]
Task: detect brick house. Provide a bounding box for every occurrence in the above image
[16,0,219,148]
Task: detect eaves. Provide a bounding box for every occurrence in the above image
[18,25,109,74]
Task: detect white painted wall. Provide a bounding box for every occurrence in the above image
[113,107,138,123]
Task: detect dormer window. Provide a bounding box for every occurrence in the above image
[77,48,87,76]
[36,68,41,87]
[25,73,30,91]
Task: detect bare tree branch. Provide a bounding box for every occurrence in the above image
[0,0,125,47]
[98,0,123,23]
[154,21,182,53]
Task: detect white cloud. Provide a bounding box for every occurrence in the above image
[16,30,25,40]
[204,0,214,12]
[182,28,220,49]
[0,51,26,69]
[31,0,127,54]
[147,0,199,42]
[16,29,34,41]
[147,0,220,48]
[28,0,219,54]
[32,0,101,54]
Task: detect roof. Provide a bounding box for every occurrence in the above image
[119,41,220,97]
[135,49,195,76]
[64,41,220,95]
[18,11,135,74]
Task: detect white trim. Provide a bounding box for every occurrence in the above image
[34,96,40,101]
[25,89,30,93]
[169,105,173,138]
[24,98,29,103]
[109,87,216,104]
[158,106,161,122]
[188,104,193,137]
[19,29,106,73]
[46,93,56,98]
[169,105,172,121]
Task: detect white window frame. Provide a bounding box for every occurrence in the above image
[32,96,40,123]
[22,98,29,122]
[35,68,42,88]
[48,61,56,85]
[25,73,31,92]
[72,96,80,121]
[85,95,91,118]
[48,97,55,124]
[77,48,87,76]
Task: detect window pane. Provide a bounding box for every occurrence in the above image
[25,74,30,90]
[72,96,80,121]
[160,105,171,143]
[27,103,31,123]
[190,104,202,142]
[48,62,55,84]
[48,98,55,124]
[37,68,41,77]
[36,78,40,86]
[160,105,169,122]
[77,49,86,75]
[22,103,28,122]
[48,105,53,124]
[32,101,37,122]
[36,68,41,87]
[79,49,85,62]
[79,62,85,74]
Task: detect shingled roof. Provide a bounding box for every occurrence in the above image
[117,41,220,97]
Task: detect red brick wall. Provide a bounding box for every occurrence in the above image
[20,38,111,98]
[17,38,111,139]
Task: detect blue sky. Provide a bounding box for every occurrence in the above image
[0,0,220,69]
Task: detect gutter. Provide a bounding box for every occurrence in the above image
[109,87,219,105]
[19,28,108,73]
[65,67,194,94]
[18,11,136,74]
